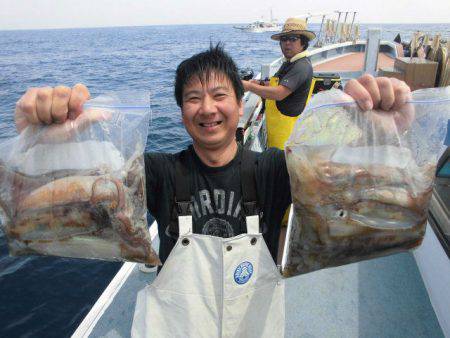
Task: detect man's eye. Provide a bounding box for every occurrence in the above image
[187,96,200,102]
[215,93,227,99]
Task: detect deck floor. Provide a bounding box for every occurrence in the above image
[314,52,395,72]
[83,228,444,338]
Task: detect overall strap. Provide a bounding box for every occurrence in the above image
[240,148,260,234]
[174,151,192,235]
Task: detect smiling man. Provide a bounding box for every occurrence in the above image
[177,65,243,166]
[14,44,412,337]
[135,47,294,336]
[150,46,292,267]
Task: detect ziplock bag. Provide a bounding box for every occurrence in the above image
[282,87,450,277]
[0,92,160,265]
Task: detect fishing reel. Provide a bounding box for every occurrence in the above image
[239,68,254,81]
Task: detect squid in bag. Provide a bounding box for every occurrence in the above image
[0,93,160,265]
[282,86,450,277]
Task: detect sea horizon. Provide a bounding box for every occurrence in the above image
[1,21,450,32]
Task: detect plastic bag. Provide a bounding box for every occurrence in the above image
[0,92,160,265]
[282,87,450,277]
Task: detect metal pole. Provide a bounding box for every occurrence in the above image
[342,11,348,41]
[363,29,381,75]
[315,15,326,47]
[349,11,357,39]
[333,11,342,43]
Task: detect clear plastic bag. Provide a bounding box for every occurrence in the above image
[282,87,450,277]
[0,92,160,265]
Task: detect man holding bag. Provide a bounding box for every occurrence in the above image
[14,45,412,337]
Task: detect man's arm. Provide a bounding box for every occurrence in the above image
[242,80,292,101]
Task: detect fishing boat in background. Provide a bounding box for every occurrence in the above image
[73,12,450,337]
[238,11,449,174]
[237,12,449,336]
[233,9,281,33]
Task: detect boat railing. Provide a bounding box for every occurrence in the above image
[256,37,399,80]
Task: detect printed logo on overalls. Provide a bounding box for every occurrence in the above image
[234,261,253,285]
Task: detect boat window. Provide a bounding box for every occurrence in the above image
[428,147,450,258]
[436,155,450,178]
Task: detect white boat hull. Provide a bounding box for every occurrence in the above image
[414,225,450,336]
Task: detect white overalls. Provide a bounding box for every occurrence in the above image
[132,200,285,338]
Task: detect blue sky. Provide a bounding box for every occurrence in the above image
[1,0,449,30]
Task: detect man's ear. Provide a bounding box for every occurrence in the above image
[239,99,244,117]
[181,107,186,123]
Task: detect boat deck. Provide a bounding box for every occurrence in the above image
[75,225,444,337]
[314,52,396,72]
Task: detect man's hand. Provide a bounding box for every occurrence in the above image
[15,84,91,132]
[344,74,411,111]
[344,74,414,133]
[242,80,291,101]
[14,84,110,143]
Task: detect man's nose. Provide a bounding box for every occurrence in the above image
[200,95,217,113]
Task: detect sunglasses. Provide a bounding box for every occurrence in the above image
[280,36,301,42]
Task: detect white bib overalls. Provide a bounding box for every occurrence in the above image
[132,213,285,338]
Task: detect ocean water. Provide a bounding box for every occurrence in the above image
[0,23,449,337]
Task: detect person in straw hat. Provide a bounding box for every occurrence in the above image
[242,17,316,229]
[242,17,316,150]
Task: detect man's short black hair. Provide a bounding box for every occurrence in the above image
[174,44,244,107]
[300,35,309,50]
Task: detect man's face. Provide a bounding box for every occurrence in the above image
[280,35,304,59]
[181,72,243,152]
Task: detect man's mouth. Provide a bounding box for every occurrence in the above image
[199,121,222,127]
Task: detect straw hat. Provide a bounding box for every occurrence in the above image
[271,18,316,41]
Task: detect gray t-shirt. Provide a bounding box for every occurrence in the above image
[274,57,313,117]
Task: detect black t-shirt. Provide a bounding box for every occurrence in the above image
[274,57,313,117]
[144,145,291,265]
